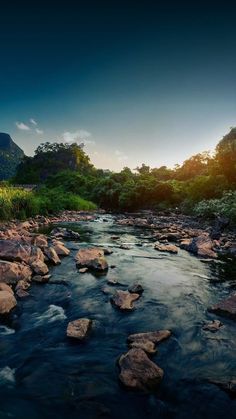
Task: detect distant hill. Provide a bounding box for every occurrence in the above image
[0,133,24,180]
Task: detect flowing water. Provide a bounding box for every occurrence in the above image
[1,216,236,419]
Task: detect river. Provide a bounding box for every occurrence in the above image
[0,215,236,418]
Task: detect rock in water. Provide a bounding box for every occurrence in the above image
[76,248,108,272]
[128,282,144,295]
[66,318,92,340]
[202,320,223,332]
[127,330,171,354]
[0,289,17,314]
[0,260,32,284]
[0,240,45,265]
[111,290,140,310]
[43,247,61,265]
[186,234,217,259]
[31,260,49,275]
[210,379,236,398]
[118,348,164,391]
[52,240,70,256]
[154,243,178,254]
[208,293,236,319]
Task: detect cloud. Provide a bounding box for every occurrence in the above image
[35,128,44,134]
[115,150,128,162]
[61,130,95,145]
[30,118,37,126]
[16,121,31,131]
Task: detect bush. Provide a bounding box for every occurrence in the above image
[194,191,236,223]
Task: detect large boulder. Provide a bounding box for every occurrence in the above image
[31,260,49,275]
[184,234,217,258]
[66,318,92,340]
[0,240,45,265]
[118,348,164,391]
[111,290,140,311]
[208,293,236,319]
[0,260,32,284]
[0,288,17,314]
[76,248,108,272]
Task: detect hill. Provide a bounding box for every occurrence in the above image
[0,133,24,180]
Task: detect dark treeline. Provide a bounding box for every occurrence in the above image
[13,128,236,219]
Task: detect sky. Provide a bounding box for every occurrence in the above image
[0,0,236,171]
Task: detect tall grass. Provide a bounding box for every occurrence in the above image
[0,186,97,220]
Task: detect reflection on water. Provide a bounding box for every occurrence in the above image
[1,216,236,418]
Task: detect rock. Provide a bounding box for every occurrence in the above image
[43,247,61,265]
[154,243,178,254]
[186,234,218,259]
[101,286,113,295]
[120,244,131,250]
[202,320,223,332]
[51,227,80,240]
[127,330,171,349]
[76,248,108,272]
[0,240,45,266]
[110,265,116,269]
[0,260,32,284]
[128,282,144,295]
[31,260,49,275]
[208,293,236,319]
[210,379,236,398]
[33,235,48,248]
[32,274,51,283]
[129,340,157,354]
[15,279,30,291]
[0,283,14,294]
[179,239,191,250]
[16,288,29,298]
[103,248,113,255]
[52,240,70,256]
[66,318,92,340]
[79,267,88,273]
[118,348,164,391]
[111,236,120,240]
[0,290,17,314]
[107,278,118,285]
[111,290,140,311]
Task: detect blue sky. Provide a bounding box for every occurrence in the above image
[0,1,235,170]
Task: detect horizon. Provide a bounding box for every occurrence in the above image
[1,1,236,170]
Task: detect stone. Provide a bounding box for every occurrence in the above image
[66,318,92,340]
[0,240,45,266]
[202,320,223,332]
[0,260,32,284]
[186,234,217,258]
[103,248,113,255]
[79,267,88,273]
[0,290,17,314]
[0,283,14,294]
[52,241,70,256]
[128,282,144,295]
[16,288,29,298]
[43,247,61,265]
[76,248,108,272]
[33,235,48,248]
[208,293,236,319]
[118,348,164,391]
[120,244,131,250]
[129,340,157,354]
[51,227,80,240]
[32,274,51,283]
[31,260,49,275]
[154,243,178,254]
[111,290,140,311]
[127,330,171,349]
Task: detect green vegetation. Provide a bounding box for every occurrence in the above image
[194,192,236,223]
[0,186,96,220]
[6,127,236,222]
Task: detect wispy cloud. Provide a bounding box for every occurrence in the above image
[16,121,31,131]
[115,150,128,162]
[30,118,37,126]
[61,130,95,145]
[35,128,44,135]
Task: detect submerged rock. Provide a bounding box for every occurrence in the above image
[127,330,171,354]
[66,318,92,340]
[111,290,140,310]
[79,267,89,273]
[208,293,236,319]
[128,282,144,295]
[0,260,32,284]
[202,320,223,332]
[154,243,178,254]
[76,248,108,272]
[118,348,164,391]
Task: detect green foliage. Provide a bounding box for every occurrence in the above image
[194,191,236,223]
[215,128,236,183]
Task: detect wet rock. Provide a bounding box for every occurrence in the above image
[33,235,48,248]
[32,274,51,283]
[66,318,92,340]
[210,379,236,398]
[128,282,144,295]
[186,234,217,259]
[0,260,32,284]
[31,260,49,275]
[111,236,120,240]
[154,243,178,254]
[111,290,140,311]
[43,247,61,265]
[51,227,80,240]
[110,265,116,269]
[52,240,70,256]
[118,348,164,391]
[120,244,131,250]
[0,240,45,265]
[0,289,17,314]
[107,277,118,285]
[208,293,236,319]
[76,248,108,272]
[101,286,113,295]
[179,239,191,250]
[129,340,157,354]
[16,288,29,298]
[127,330,171,351]
[202,320,223,332]
[79,267,89,273]
[103,248,113,255]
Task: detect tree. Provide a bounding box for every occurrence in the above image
[216,128,236,183]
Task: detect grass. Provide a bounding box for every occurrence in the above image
[0,186,97,220]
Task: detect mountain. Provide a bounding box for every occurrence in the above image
[0,133,24,180]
